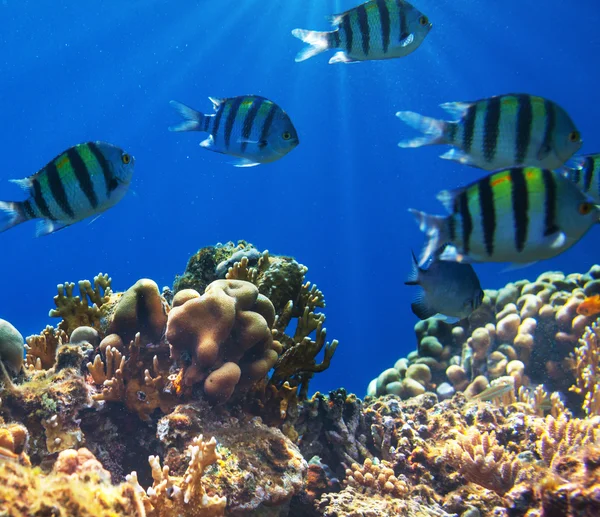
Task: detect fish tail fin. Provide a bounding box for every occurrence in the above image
[396,111,450,148]
[408,208,450,267]
[168,100,211,132]
[0,201,28,233]
[291,28,333,62]
[404,250,421,286]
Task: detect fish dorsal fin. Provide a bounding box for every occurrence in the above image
[209,97,225,110]
[328,13,347,26]
[439,101,473,119]
[9,177,34,192]
[405,250,422,286]
[436,188,461,214]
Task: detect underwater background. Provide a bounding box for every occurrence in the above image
[0,0,599,398]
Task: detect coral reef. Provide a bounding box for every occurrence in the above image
[5,243,600,517]
[369,266,600,411]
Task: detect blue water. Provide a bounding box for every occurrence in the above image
[0,1,599,397]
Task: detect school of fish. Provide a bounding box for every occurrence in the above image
[0,0,597,324]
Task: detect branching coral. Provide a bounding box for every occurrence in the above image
[87,333,176,421]
[570,320,600,417]
[442,428,530,495]
[49,273,113,334]
[127,435,226,517]
[25,325,68,371]
[535,415,600,470]
[270,301,338,398]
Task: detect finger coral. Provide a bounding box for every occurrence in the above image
[48,273,113,334]
[442,428,530,495]
[127,435,226,517]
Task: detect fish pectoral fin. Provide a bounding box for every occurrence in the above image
[545,231,567,249]
[399,33,414,47]
[537,143,553,161]
[328,52,357,64]
[231,158,261,168]
[440,149,474,166]
[36,219,70,237]
[9,177,33,191]
[199,136,215,149]
[438,245,467,263]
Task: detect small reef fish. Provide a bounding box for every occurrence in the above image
[397,94,582,171]
[577,294,600,317]
[169,96,299,167]
[409,167,600,266]
[560,153,600,203]
[0,142,134,236]
[405,249,483,322]
[291,0,431,64]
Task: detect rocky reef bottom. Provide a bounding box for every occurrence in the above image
[1,380,600,517]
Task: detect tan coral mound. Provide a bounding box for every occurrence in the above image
[166,279,280,404]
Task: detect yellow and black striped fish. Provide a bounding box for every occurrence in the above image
[0,142,134,236]
[560,153,600,203]
[397,94,582,171]
[292,0,431,64]
[410,167,599,266]
[169,95,299,167]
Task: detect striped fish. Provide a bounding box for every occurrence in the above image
[0,142,134,236]
[409,167,599,266]
[291,0,431,64]
[397,94,582,171]
[169,95,299,167]
[560,153,600,203]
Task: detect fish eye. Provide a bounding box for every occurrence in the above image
[568,131,580,143]
[578,202,593,215]
[121,153,131,164]
[419,15,429,26]
[282,132,292,141]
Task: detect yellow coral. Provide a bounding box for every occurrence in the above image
[0,453,143,516]
[49,273,112,333]
[24,326,68,371]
